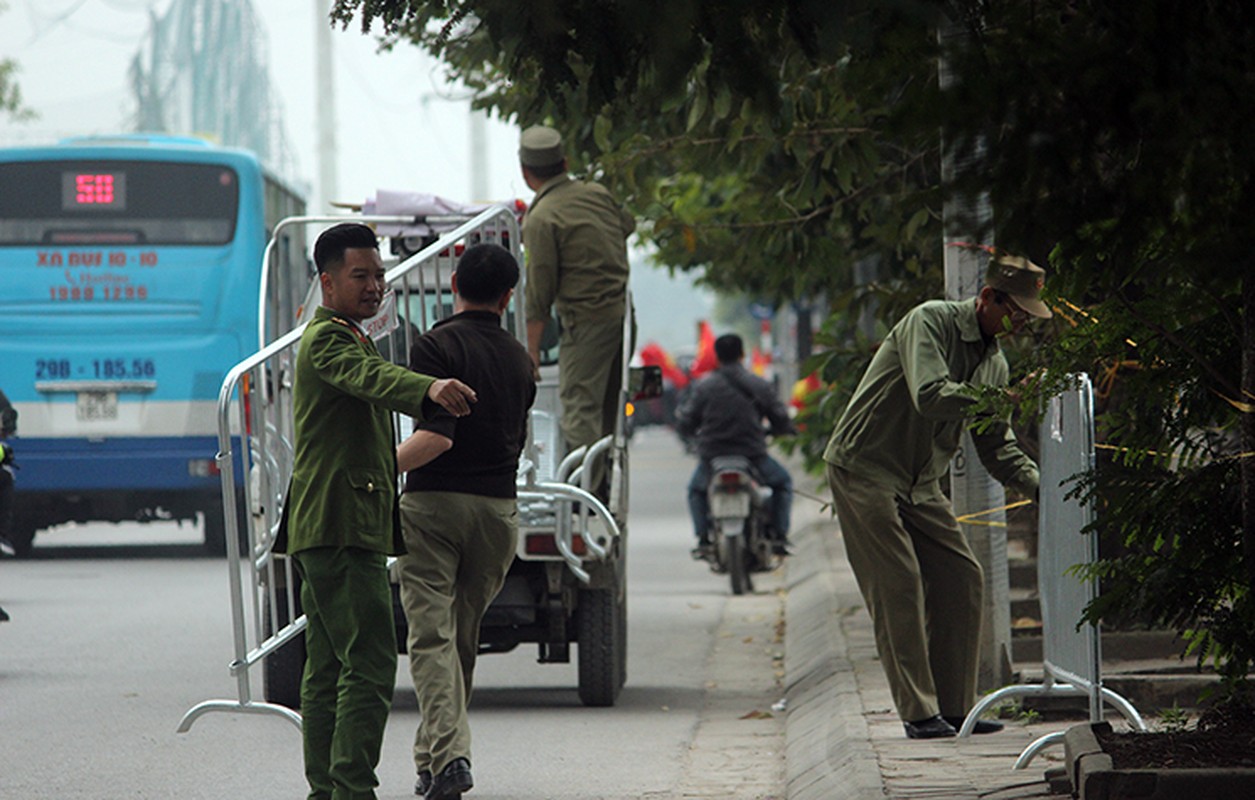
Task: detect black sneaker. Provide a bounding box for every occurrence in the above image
[690,542,715,561]
[770,539,793,556]
[427,757,472,800]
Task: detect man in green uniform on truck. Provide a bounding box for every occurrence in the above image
[519,124,635,500]
[823,253,1051,740]
[282,222,476,800]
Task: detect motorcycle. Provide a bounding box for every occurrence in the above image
[703,455,779,595]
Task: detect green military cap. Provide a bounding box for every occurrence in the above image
[986,253,1052,319]
[519,125,564,168]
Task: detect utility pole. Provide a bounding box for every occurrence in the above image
[939,21,1013,693]
[469,107,489,201]
[314,0,338,212]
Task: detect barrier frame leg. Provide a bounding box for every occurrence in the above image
[177,699,303,733]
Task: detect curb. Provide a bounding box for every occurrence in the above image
[784,519,884,800]
[1065,721,1255,800]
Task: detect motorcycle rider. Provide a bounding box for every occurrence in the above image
[676,333,796,558]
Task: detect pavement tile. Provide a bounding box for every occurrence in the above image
[785,515,1076,800]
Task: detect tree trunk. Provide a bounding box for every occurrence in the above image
[1243,270,1255,593]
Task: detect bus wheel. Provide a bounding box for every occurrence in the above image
[203,502,249,557]
[5,518,37,558]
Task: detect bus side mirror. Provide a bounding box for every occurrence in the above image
[629,365,664,400]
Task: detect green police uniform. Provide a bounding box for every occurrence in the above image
[823,297,1038,723]
[522,173,634,492]
[287,305,435,800]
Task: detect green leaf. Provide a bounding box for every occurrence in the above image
[713,85,732,120]
[904,208,930,243]
[593,113,612,153]
[687,89,707,132]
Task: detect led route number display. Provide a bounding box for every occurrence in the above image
[61,171,127,211]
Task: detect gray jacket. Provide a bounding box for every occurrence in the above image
[676,363,795,460]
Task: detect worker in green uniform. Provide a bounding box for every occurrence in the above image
[519,125,635,500]
[282,222,476,800]
[823,253,1051,740]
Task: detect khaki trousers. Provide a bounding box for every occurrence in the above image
[396,491,517,776]
[826,464,983,722]
[557,313,633,498]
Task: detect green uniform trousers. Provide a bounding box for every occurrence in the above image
[396,491,517,777]
[826,464,983,723]
[294,547,397,800]
[558,314,631,499]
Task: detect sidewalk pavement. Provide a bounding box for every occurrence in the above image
[783,506,1066,800]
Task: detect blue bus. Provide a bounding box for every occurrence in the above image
[0,135,306,554]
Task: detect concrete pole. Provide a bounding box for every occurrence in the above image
[939,24,1013,693]
[469,108,489,201]
[314,0,338,212]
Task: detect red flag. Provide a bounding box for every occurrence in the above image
[690,320,718,378]
[638,341,689,389]
[750,346,770,376]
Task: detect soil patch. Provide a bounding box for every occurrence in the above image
[1095,701,1255,769]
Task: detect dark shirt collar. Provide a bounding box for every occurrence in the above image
[431,309,504,330]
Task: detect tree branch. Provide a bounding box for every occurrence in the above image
[1114,289,1241,399]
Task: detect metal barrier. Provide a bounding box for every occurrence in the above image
[958,373,1147,766]
[177,204,624,734]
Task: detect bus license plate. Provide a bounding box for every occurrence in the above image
[77,391,118,421]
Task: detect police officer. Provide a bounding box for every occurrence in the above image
[281,223,476,800]
[519,125,635,500]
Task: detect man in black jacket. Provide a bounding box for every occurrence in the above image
[394,243,536,800]
[676,334,796,557]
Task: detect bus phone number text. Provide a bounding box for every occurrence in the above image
[36,358,157,380]
[49,285,149,301]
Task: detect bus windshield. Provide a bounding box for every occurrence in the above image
[0,160,239,246]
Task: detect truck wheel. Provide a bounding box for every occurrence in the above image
[262,585,306,710]
[616,590,628,691]
[577,587,623,707]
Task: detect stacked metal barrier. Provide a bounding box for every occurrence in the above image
[177,206,530,733]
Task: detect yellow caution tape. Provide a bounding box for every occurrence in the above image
[955,498,1033,527]
[1095,442,1255,464]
